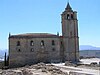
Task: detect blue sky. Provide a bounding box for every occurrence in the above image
[0,0,100,49]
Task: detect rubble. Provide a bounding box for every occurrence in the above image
[0,70,23,75]
[21,68,33,75]
[0,62,99,75]
[0,63,68,75]
[65,61,77,67]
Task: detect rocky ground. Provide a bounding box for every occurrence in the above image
[0,63,69,75]
[0,61,100,75]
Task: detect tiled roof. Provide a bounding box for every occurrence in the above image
[9,33,59,38]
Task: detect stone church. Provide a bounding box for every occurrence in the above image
[9,3,79,68]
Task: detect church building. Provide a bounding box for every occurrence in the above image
[9,3,79,68]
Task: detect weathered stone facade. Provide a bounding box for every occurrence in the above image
[9,3,79,68]
[61,3,79,62]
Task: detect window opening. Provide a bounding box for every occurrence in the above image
[17,41,20,46]
[61,41,63,45]
[70,31,72,36]
[52,40,55,45]
[18,49,21,52]
[52,48,55,51]
[41,40,44,46]
[30,41,34,46]
[31,48,34,52]
[67,14,70,19]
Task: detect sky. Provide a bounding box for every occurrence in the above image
[0,0,100,49]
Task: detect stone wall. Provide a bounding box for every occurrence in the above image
[9,37,61,68]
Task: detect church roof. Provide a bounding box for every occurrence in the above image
[9,33,59,38]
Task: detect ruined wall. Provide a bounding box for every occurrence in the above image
[9,37,61,68]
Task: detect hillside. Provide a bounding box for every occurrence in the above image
[79,45,100,50]
[79,50,100,58]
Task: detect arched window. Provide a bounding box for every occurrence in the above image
[67,14,70,19]
[30,41,34,46]
[41,40,44,46]
[52,40,55,45]
[17,41,20,46]
[71,14,73,19]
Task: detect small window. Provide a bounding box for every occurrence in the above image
[17,41,20,46]
[52,40,55,45]
[52,48,55,51]
[61,41,63,45]
[30,41,34,46]
[30,48,34,52]
[70,31,72,36]
[67,14,70,19]
[41,40,44,46]
[71,14,73,19]
[18,49,21,52]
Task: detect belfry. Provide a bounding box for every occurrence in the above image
[61,2,79,61]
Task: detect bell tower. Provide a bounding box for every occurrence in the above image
[61,3,79,62]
